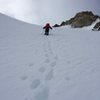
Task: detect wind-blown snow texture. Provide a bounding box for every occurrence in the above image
[0,13,100,100]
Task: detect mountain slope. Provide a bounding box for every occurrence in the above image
[0,13,100,100]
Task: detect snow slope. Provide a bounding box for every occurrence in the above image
[0,13,100,100]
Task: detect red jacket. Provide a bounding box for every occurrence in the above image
[43,23,52,29]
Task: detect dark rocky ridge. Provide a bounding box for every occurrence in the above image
[53,11,100,31]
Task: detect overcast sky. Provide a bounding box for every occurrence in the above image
[0,0,100,25]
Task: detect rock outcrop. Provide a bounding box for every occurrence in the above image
[53,24,60,27]
[53,11,99,29]
[70,11,98,28]
[92,21,100,31]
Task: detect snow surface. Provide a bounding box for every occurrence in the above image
[0,13,100,100]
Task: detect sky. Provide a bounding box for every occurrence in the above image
[0,0,100,25]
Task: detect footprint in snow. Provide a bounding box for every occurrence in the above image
[44,53,49,57]
[21,76,28,80]
[35,87,49,100]
[65,77,70,81]
[29,63,34,67]
[25,97,28,100]
[50,61,56,67]
[54,55,58,60]
[44,58,50,63]
[39,67,46,73]
[67,61,71,64]
[30,79,41,90]
[45,69,54,81]
[76,62,82,65]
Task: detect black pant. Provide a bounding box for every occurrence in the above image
[45,28,49,35]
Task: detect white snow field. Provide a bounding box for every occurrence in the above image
[0,13,100,100]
